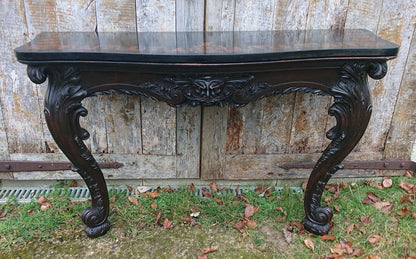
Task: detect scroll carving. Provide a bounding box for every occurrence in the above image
[303,61,387,235]
[29,65,111,238]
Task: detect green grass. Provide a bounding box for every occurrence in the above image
[0,176,415,258]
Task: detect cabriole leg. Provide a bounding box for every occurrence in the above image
[28,65,110,238]
[303,62,387,235]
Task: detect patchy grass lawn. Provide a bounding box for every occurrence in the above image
[0,175,415,258]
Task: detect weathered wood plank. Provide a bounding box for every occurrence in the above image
[176,107,201,178]
[0,0,45,155]
[273,0,310,30]
[55,0,97,31]
[223,151,388,180]
[174,0,204,178]
[201,0,235,179]
[384,26,416,159]
[96,0,136,32]
[136,0,177,155]
[11,153,176,180]
[201,106,228,179]
[288,0,348,154]
[205,0,235,31]
[357,0,416,154]
[95,0,141,155]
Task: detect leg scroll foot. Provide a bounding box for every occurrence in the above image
[83,208,111,238]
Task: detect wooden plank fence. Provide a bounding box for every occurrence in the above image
[0,0,415,181]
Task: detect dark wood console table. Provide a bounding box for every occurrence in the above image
[15,30,399,238]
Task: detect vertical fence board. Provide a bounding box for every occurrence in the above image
[384,26,416,159]
[136,0,177,155]
[0,0,45,155]
[175,0,204,178]
[358,0,416,154]
[96,0,142,155]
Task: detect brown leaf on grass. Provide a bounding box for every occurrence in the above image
[197,256,207,259]
[215,197,223,204]
[411,211,416,219]
[304,238,315,251]
[351,247,364,257]
[367,192,381,203]
[236,185,240,193]
[277,215,287,222]
[334,205,340,212]
[0,210,6,218]
[187,183,196,192]
[209,182,217,192]
[163,218,173,229]
[404,170,413,177]
[373,201,394,212]
[37,196,52,211]
[145,191,160,199]
[301,181,308,189]
[399,182,416,194]
[354,224,366,234]
[346,224,355,234]
[202,187,213,198]
[126,185,133,192]
[246,220,257,229]
[241,194,250,203]
[367,234,381,245]
[320,234,335,241]
[150,202,157,210]
[401,194,415,204]
[200,245,218,255]
[184,215,192,222]
[155,212,161,224]
[360,216,372,223]
[397,206,409,216]
[382,177,393,188]
[219,187,227,192]
[288,221,304,233]
[245,205,255,218]
[233,221,245,230]
[128,196,138,205]
[28,209,35,216]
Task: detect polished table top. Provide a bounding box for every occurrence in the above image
[15,30,399,64]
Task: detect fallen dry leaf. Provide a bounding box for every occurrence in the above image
[209,182,217,192]
[0,210,6,218]
[200,245,218,255]
[37,196,52,211]
[382,177,393,188]
[146,191,160,199]
[163,218,173,229]
[247,243,254,249]
[128,196,138,206]
[184,215,192,222]
[187,183,196,192]
[352,247,364,257]
[404,170,413,177]
[240,194,250,203]
[197,256,207,259]
[304,238,315,251]
[288,221,304,233]
[126,185,133,192]
[346,224,355,234]
[399,182,416,194]
[150,202,157,210]
[354,224,366,234]
[277,215,287,221]
[320,234,335,241]
[233,221,245,230]
[28,209,35,216]
[367,192,381,203]
[202,187,213,198]
[411,211,416,219]
[245,205,255,218]
[397,206,409,216]
[215,197,223,204]
[69,180,78,187]
[334,205,340,212]
[400,194,415,203]
[360,216,372,223]
[246,220,257,229]
[301,181,308,189]
[155,212,161,224]
[367,234,381,245]
[373,201,394,212]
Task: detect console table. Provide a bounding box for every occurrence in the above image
[15,30,399,238]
